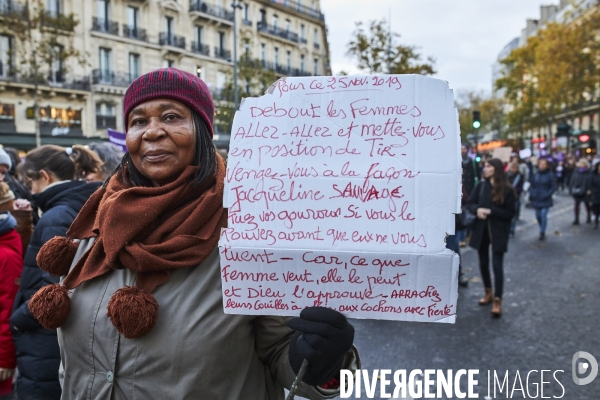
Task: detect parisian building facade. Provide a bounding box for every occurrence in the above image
[0,0,331,150]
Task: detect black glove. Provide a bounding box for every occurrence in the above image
[287,306,355,386]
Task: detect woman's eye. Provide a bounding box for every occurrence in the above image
[165,114,178,121]
[132,119,145,126]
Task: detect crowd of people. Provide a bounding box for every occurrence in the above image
[455,143,600,319]
[0,68,357,400]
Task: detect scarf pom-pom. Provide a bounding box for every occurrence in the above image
[36,237,79,276]
[106,287,159,339]
[28,284,71,329]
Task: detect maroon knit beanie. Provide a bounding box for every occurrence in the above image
[123,68,214,137]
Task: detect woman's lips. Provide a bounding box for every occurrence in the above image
[143,151,171,162]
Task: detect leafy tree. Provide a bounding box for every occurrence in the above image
[2,0,86,147]
[347,19,436,75]
[215,49,280,134]
[455,90,506,142]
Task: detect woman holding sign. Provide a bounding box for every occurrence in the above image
[26,68,357,400]
[467,158,517,318]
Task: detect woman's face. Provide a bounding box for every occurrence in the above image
[126,99,197,187]
[483,162,495,179]
[538,159,548,171]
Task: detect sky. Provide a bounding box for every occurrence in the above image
[320,0,550,94]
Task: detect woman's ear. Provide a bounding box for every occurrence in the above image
[38,170,55,184]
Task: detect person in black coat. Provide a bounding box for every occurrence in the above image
[569,158,593,225]
[466,158,516,318]
[10,145,103,400]
[591,162,600,229]
[506,162,524,236]
[528,158,556,240]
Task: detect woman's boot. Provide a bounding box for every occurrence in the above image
[478,288,493,305]
[491,297,502,318]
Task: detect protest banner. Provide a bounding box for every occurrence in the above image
[219,75,461,323]
[107,128,127,152]
[492,147,513,163]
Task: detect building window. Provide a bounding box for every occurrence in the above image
[127,6,138,29]
[300,24,305,40]
[296,0,302,11]
[243,41,250,55]
[129,53,140,81]
[259,9,266,23]
[0,35,11,78]
[286,51,291,71]
[164,16,173,37]
[99,47,111,82]
[196,65,205,80]
[274,47,279,68]
[272,14,278,29]
[97,0,109,21]
[243,3,249,20]
[260,43,266,64]
[195,26,203,45]
[96,103,116,129]
[49,45,64,83]
[218,31,225,55]
[313,58,318,75]
[163,59,174,68]
[47,0,61,17]
[314,28,319,45]
[285,19,290,32]
[300,54,305,73]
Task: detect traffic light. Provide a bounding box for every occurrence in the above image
[472,110,481,129]
[572,132,597,154]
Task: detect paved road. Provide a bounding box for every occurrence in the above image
[345,192,600,399]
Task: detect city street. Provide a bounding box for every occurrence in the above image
[347,192,600,399]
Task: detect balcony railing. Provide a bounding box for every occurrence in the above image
[270,0,325,21]
[255,60,311,77]
[96,115,117,129]
[257,22,298,43]
[214,47,231,61]
[159,32,186,49]
[0,0,26,19]
[92,17,119,35]
[314,42,320,49]
[123,26,147,41]
[92,69,132,87]
[300,37,307,44]
[242,19,252,26]
[0,67,91,90]
[189,1,234,22]
[191,41,210,56]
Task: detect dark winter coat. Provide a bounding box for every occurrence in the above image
[466,180,517,254]
[462,156,480,196]
[10,180,100,400]
[591,173,600,205]
[529,169,556,209]
[569,169,592,200]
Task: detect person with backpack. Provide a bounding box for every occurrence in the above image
[506,162,524,236]
[590,162,600,229]
[10,145,103,400]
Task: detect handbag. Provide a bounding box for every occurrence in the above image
[571,185,585,196]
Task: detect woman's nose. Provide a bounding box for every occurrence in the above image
[143,118,167,140]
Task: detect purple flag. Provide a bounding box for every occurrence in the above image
[107,128,127,153]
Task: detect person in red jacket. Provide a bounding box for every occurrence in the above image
[0,182,23,397]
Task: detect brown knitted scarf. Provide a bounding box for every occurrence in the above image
[29,156,228,338]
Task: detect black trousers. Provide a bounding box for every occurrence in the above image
[477,225,504,298]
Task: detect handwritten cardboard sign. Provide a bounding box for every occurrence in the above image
[219,75,461,323]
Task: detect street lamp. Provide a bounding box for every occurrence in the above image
[231,1,243,111]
